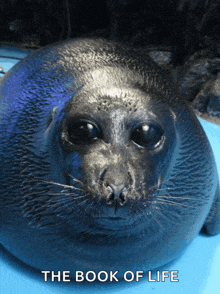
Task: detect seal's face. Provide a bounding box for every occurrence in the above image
[49,67,177,236]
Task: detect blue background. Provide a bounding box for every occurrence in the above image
[0,47,220,294]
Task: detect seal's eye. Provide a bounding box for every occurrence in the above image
[131,124,164,149]
[67,122,100,145]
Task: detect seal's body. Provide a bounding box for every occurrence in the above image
[0,39,219,275]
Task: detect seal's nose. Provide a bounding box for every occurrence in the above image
[100,166,131,206]
[106,184,127,206]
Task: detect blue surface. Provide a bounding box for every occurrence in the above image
[0,46,30,77]
[0,48,220,294]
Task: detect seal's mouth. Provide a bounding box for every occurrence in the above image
[96,216,127,225]
[90,208,148,230]
[96,215,127,223]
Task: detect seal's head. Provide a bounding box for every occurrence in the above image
[0,38,219,276]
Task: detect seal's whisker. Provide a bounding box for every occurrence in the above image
[153,207,180,222]
[153,216,163,230]
[135,207,150,224]
[157,195,192,199]
[142,200,158,206]
[156,187,172,191]
[156,199,187,207]
[67,173,83,184]
[78,198,90,206]
[48,193,89,201]
[41,180,83,191]
[48,190,86,196]
[155,198,195,208]
[147,176,174,190]
[84,198,94,213]
[153,206,180,216]
[157,195,207,202]
[73,194,90,201]
[140,209,164,230]
[47,192,79,196]
[160,188,209,204]
[47,200,74,214]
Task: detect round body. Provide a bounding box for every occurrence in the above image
[0,39,219,277]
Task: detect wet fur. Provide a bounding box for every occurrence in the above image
[0,38,219,274]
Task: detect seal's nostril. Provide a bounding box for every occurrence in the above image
[106,184,127,206]
[106,193,114,205]
[119,191,126,205]
[100,168,108,182]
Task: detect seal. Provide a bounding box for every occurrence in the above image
[0,38,219,277]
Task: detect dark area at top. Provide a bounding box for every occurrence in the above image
[0,0,220,65]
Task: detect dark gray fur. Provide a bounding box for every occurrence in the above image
[0,39,219,276]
